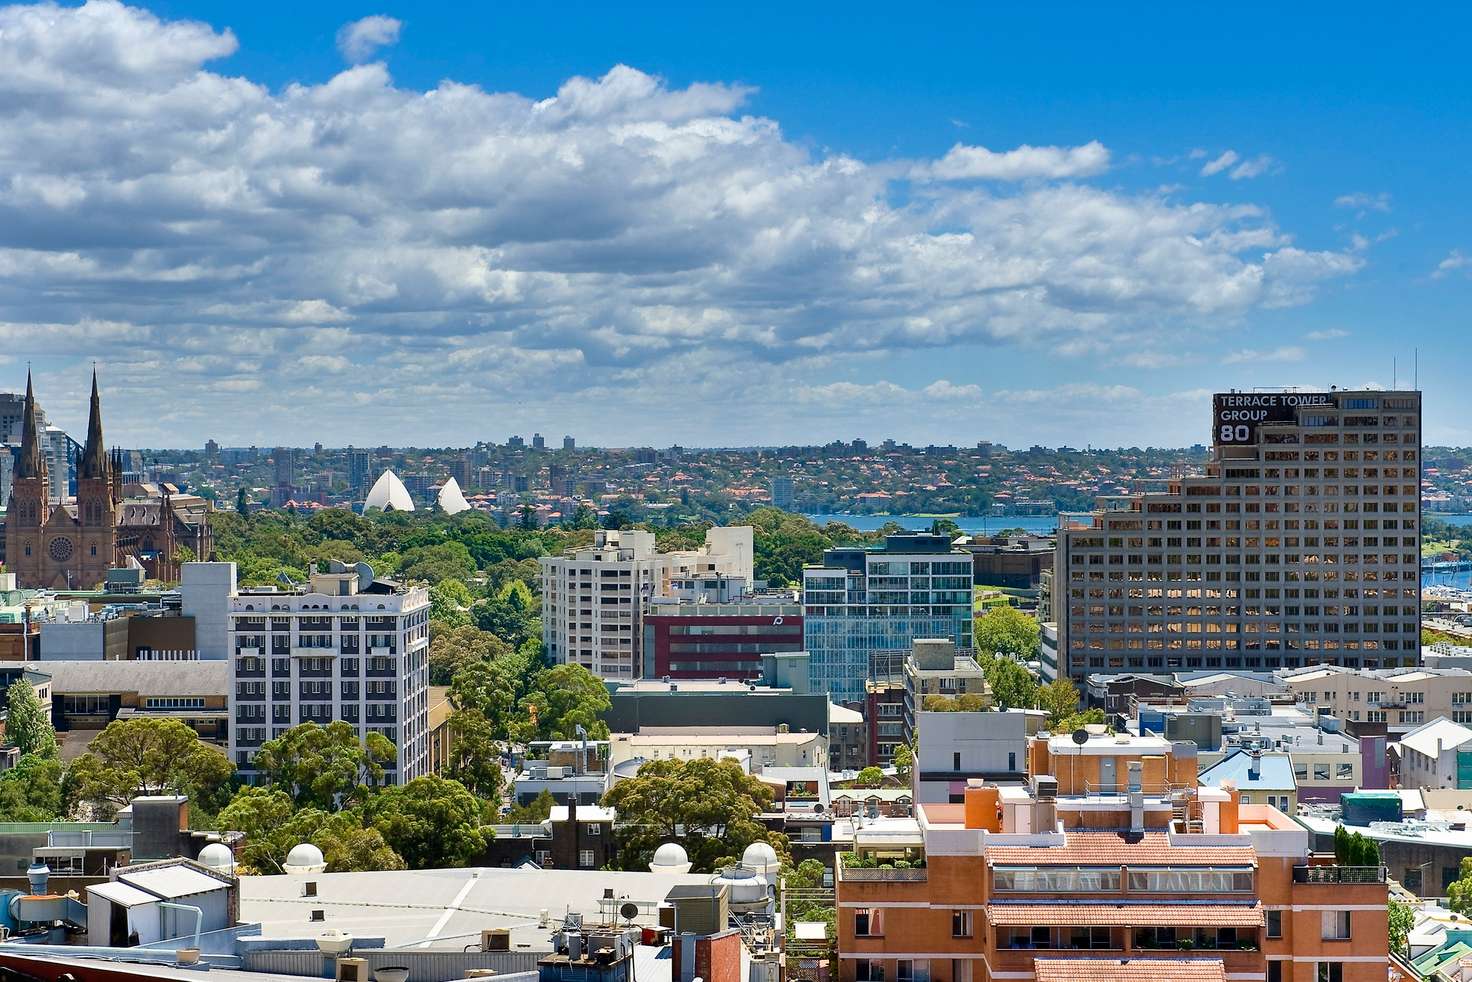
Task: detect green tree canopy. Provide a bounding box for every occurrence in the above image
[1388,897,1414,956]
[431,623,512,686]
[602,757,788,873]
[362,775,491,869]
[0,755,64,822]
[893,744,914,784]
[445,709,505,799]
[1037,678,1082,726]
[253,721,396,811]
[69,718,233,816]
[428,580,475,629]
[854,767,885,788]
[974,605,1041,660]
[981,654,1039,710]
[521,664,611,742]
[217,786,406,874]
[4,679,57,758]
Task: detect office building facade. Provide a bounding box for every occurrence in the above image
[642,601,803,679]
[1054,389,1421,680]
[802,533,973,702]
[227,563,431,783]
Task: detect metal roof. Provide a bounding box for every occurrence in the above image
[120,864,229,899]
[87,881,157,908]
[32,659,228,696]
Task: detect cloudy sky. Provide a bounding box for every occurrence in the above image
[2,2,1469,449]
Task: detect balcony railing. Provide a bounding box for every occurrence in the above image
[840,866,928,882]
[1293,865,1385,884]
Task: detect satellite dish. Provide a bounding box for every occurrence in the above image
[1071,729,1089,746]
[619,901,640,922]
[354,562,375,592]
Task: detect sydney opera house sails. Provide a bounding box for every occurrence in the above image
[437,477,471,515]
[363,470,415,512]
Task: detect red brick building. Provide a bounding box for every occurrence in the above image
[642,602,802,679]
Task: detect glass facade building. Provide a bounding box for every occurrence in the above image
[802,533,974,701]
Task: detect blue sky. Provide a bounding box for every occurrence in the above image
[3,1,1469,448]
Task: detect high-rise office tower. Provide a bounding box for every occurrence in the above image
[532,433,546,450]
[563,435,575,451]
[1050,389,1421,681]
[801,532,974,702]
[770,474,794,511]
[348,448,373,494]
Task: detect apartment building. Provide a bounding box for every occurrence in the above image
[540,527,754,680]
[836,730,1389,982]
[1054,389,1421,680]
[227,561,431,784]
[901,638,989,745]
[1282,664,1472,736]
[803,532,974,701]
[641,596,802,680]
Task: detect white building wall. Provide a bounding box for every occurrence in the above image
[227,583,431,784]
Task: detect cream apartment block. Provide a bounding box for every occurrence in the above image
[540,526,754,680]
[1054,389,1421,679]
[1283,664,1472,736]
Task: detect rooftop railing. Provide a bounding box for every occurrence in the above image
[1293,865,1385,884]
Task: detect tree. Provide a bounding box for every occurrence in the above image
[1450,857,1472,915]
[974,605,1040,660]
[450,657,527,741]
[445,709,504,799]
[893,744,914,784]
[218,787,406,874]
[983,655,1039,710]
[602,757,788,873]
[70,718,233,816]
[0,755,64,822]
[569,504,598,530]
[1037,678,1082,726]
[428,580,474,629]
[855,767,884,788]
[253,721,396,811]
[505,788,555,825]
[1388,897,1414,957]
[431,623,512,686]
[362,775,491,869]
[5,679,57,758]
[520,663,611,742]
[929,518,960,538]
[235,487,249,516]
[923,693,988,712]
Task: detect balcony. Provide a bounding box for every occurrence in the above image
[1293,865,1385,884]
[837,851,927,882]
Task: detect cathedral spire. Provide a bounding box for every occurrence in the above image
[15,369,45,481]
[80,366,108,481]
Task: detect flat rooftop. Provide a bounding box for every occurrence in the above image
[239,866,713,952]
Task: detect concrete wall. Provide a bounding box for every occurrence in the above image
[913,711,1029,803]
[181,563,235,660]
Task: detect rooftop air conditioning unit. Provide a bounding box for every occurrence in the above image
[482,928,512,952]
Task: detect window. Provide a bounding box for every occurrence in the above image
[1268,962,1282,982]
[897,961,929,982]
[1266,909,1282,939]
[1317,964,1343,982]
[1321,910,1351,941]
[953,752,961,771]
[855,908,884,937]
[1313,764,1330,781]
[578,849,596,869]
[856,961,885,982]
[952,910,973,938]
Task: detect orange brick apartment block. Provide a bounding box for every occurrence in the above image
[836,731,1388,982]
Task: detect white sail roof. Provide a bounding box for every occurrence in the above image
[364,469,415,512]
[437,476,471,515]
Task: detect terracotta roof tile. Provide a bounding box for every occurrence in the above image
[987,903,1262,927]
[986,831,1255,867]
[1033,958,1225,982]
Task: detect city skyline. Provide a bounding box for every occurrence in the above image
[1,3,1468,448]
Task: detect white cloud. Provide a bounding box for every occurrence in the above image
[1222,346,1306,365]
[1305,328,1349,341]
[1334,191,1391,213]
[1433,249,1472,279]
[1228,154,1274,180]
[336,14,401,63]
[0,2,1361,445]
[1200,150,1239,176]
[914,140,1109,181]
